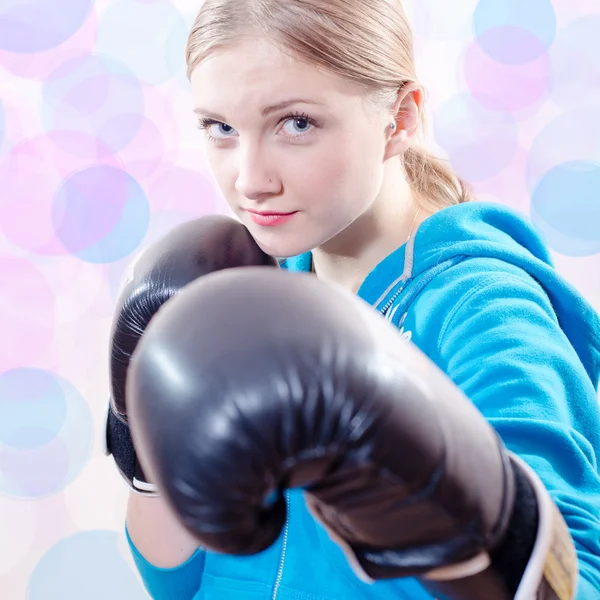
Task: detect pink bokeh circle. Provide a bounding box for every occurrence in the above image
[464,32,551,112]
[41,54,145,156]
[0,131,120,255]
[0,258,56,372]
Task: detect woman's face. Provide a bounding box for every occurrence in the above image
[190,37,393,258]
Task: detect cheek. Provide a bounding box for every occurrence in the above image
[297,138,382,211]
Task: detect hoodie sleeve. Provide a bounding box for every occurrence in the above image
[434,268,600,599]
[125,525,205,599]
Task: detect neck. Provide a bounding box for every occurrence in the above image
[312,167,430,293]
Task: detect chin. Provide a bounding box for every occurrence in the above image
[250,233,313,260]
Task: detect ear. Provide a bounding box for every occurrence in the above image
[384,83,424,161]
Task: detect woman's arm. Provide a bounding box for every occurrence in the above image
[126,493,205,600]
[126,493,201,567]
[435,268,600,598]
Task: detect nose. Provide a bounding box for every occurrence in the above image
[234,144,280,200]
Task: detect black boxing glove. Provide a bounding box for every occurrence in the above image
[104,217,278,495]
[127,268,578,599]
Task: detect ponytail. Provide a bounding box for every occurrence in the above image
[403,146,474,211]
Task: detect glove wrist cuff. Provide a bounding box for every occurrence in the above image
[509,453,578,600]
[104,401,159,497]
[422,453,578,600]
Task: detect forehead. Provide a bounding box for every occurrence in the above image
[190,37,368,114]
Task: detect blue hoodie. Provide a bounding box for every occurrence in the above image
[126,202,600,600]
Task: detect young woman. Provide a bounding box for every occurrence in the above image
[107,1,600,598]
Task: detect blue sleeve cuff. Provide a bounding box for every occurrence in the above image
[125,525,205,600]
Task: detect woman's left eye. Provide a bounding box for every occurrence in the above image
[279,113,318,137]
[281,116,313,135]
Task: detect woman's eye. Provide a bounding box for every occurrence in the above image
[213,122,235,137]
[281,117,313,136]
[196,118,237,141]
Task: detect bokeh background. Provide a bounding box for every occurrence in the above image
[1,0,599,598]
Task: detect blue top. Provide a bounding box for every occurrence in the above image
[126,201,600,599]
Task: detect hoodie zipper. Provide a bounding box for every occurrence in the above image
[379,255,467,319]
[272,491,290,600]
[378,283,406,317]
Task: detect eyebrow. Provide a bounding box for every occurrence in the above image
[193,98,324,120]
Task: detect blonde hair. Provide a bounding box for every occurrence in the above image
[185,0,473,211]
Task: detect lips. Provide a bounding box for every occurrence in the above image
[245,210,298,227]
[246,210,295,217]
